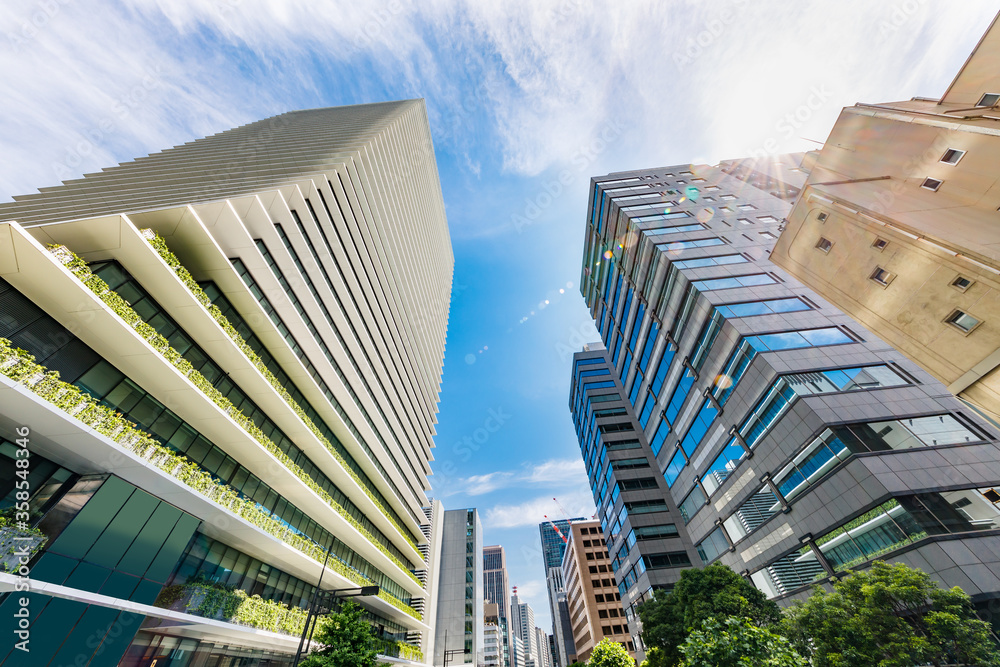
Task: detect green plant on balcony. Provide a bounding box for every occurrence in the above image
[139,230,420,557]
[153,580,422,661]
[46,242,420,585]
[0,337,421,622]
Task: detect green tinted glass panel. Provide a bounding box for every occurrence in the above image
[49,476,132,560]
[147,513,200,583]
[85,490,158,570]
[117,503,181,577]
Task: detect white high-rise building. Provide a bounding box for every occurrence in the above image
[0,101,452,666]
[511,588,538,667]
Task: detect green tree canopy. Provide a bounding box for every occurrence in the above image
[782,560,1000,667]
[300,599,378,667]
[588,638,635,667]
[679,617,807,667]
[638,563,781,667]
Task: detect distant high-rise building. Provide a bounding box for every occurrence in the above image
[511,588,538,667]
[539,518,584,570]
[0,101,452,666]
[434,509,484,665]
[545,567,577,667]
[484,603,508,667]
[535,627,553,667]
[771,11,1000,427]
[538,518,585,667]
[484,545,514,667]
[561,520,634,662]
[571,138,1000,660]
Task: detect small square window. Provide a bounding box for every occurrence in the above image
[940,149,966,165]
[720,194,737,201]
[757,215,779,223]
[951,276,974,292]
[738,204,757,211]
[870,267,894,286]
[759,231,777,240]
[921,177,943,191]
[947,309,981,333]
[676,179,687,185]
[977,93,1000,107]
[816,237,833,253]
[872,238,888,251]
[817,211,828,222]
[705,185,720,191]
[737,218,754,225]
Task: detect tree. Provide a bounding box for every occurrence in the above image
[782,560,1000,667]
[300,599,378,667]
[588,638,634,667]
[639,563,781,667]
[679,617,807,667]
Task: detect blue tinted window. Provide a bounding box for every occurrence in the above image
[656,238,724,252]
[634,211,690,223]
[717,298,810,318]
[642,223,702,235]
[693,274,776,291]
[639,394,656,429]
[697,527,729,565]
[679,399,718,457]
[664,369,696,425]
[612,335,623,365]
[620,350,632,383]
[649,419,669,457]
[579,369,611,378]
[650,340,676,396]
[679,485,707,523]
[675,254,748,269]
[639,320,659,371]
[747,327,853,352]
[701,438,747,496]
[629,303,646,351]
[629,376,642,407]
[664,450,686,487]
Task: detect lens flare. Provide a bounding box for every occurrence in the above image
[696,207,715,223]
[603,250,613,259]
[714,374,734,390]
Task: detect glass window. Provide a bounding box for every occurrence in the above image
[626,499,668,514]
[722,485,781,542]
[675,254,748,269]
[696,527,729,564]
[746,327,853,352]
[664,369,696,425]
[947,310,980,333]
[717,298,811,318]
[678,399,719,457]
[713,340,756,407]
[664,450,686,487]
[656,238,724,252]
[641,223,701,235]
[774,429,850,502]
[701,438,747,496]
[649,420,669,457]
[633,524,680,539]
[750,546,824,598]
[649,339,675,397]
[679,485,706,524]
[693,274,776,291]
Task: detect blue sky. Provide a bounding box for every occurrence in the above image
[2,0,997,628]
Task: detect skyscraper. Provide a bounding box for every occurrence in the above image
[770,12,1000,426]
[484,545,514,667]
[538,518,584,667]
[571,153,1000,658]
[560,520,634,662]
[510,588,538,667]
[434,508,484,666]
[0,101,452,666]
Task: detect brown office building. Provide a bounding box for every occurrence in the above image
[561,521,635,663]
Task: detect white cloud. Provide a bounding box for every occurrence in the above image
[484,489,596,529]
[444,458,588,498]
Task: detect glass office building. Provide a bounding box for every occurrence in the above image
[570,156,1000,658]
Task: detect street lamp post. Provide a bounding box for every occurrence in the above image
[292,537,381,666]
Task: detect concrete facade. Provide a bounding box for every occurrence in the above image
[484,544,514,667]
[434,508,484,666]
[772,12,1000,426]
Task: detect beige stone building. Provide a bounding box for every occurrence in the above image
[771,11,1000,425]
[560,520,635,663]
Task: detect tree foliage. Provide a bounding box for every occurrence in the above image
[588,638,635,667]
[300,600,378,667]
[679,617,807,667]
[781,561,1000,667]
[638,563,781,667]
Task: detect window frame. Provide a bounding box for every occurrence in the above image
[939,148,966,165]
[921,177,943,192]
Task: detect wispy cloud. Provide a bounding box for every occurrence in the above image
[484,488,596,529]
[443,458,587,497]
